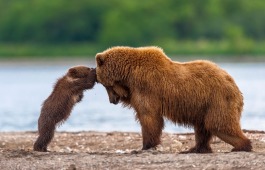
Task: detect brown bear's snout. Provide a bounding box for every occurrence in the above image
[106,86,120,105]
[108,90,120,104]
[110,95,120,105]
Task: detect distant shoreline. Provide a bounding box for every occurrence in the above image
[1,56,265,67]
[0,58,96,67]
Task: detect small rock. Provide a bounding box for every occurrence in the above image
[53,146,61,151]
[115,149,125,154]
[86,147,91,151]
[260,138,265,142]
[178,135,186,140]
[67,164,76,170]
[171,140,183,151]
[131,150,141,154]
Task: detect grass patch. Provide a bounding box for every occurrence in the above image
[0,43,103,59]
[0,41,265,59]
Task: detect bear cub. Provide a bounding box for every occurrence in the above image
[33,66,96,152]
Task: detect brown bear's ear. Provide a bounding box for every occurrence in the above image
[96,53,104,66]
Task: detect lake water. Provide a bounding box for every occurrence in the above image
[0,60,265,133]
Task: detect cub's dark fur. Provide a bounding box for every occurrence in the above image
[33,66,96,152]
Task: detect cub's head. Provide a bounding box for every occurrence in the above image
[67,65,96,88]
[68,66,95,78]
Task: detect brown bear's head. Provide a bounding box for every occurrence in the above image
[96,50,122,104]
[95,52,116,87]
[95,47,131,87]
[96,47,133,104]
[95,46,166,87]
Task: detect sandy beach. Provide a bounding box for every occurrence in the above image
[0,130,265,169]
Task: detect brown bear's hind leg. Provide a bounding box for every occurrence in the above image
[181,126,213,154]
[137,113,164,150]
[215,130,252,152]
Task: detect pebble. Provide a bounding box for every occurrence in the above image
[115,150,125,154]
[171,140,183,150]
[260,138,265,142]
[178,135,187,140]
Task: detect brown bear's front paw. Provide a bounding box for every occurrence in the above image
[180,146,213,154]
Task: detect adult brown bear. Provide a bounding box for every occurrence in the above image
[95,46,252,153]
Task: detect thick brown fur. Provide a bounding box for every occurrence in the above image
[96,46,252,153]
[33,66,96,152]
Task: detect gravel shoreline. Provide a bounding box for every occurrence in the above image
[0,130,265,169]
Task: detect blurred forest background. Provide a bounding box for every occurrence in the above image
[0,0,265,58]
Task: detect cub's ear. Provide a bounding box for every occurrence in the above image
[68,67,77,77]
[96,53,104,66]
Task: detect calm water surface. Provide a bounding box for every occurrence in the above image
[0,61,264,133]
